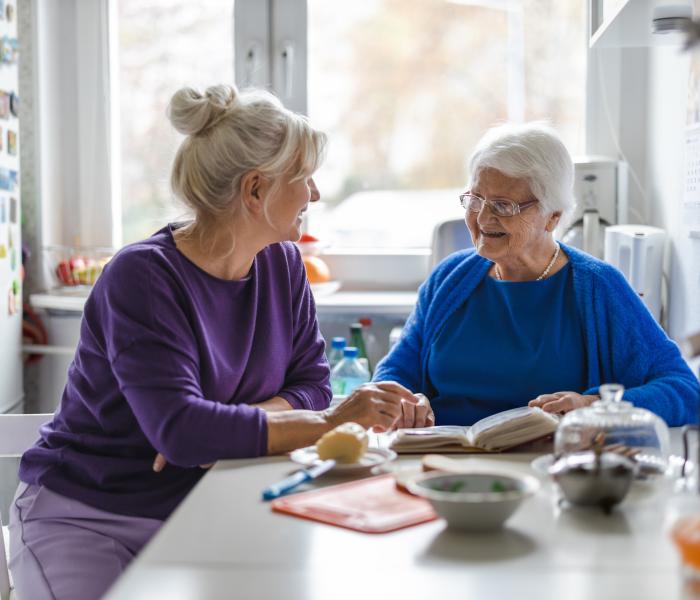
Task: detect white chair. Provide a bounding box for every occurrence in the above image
[0,414,52,600]
[429,218,473,270]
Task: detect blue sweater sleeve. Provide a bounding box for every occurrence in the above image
[373,282,429,392]
[373,251,470,393]
[584,265,699,426]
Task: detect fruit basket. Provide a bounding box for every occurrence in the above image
[45,246,114,288]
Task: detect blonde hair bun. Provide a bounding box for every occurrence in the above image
[167,85,238,136]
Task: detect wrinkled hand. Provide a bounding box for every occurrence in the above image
[395,393,435,429]
[325,381,418,433]
[528,391,599,415]
[152,454,213,473]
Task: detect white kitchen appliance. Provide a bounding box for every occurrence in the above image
[0,10,22,414]
[559,157,628,258]
[604,225,667,323]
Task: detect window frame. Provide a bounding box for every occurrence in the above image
[32,0,592,292]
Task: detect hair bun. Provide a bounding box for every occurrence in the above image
[167,84,238,136]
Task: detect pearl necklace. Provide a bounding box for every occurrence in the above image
[495,243,560,281]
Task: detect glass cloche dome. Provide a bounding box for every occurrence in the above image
[554,383,671,476]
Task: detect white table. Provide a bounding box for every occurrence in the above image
[105,432,699,600]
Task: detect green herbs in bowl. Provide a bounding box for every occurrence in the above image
[408,472,540,532]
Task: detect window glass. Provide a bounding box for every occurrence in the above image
[118,0,234,244]
[307,0,586,248]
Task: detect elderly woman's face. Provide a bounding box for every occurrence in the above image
[466,168,559,263]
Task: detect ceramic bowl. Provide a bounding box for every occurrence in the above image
[407,471,540,532]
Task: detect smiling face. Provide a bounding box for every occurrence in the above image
[266,175,321,242]
[466,168,560,267]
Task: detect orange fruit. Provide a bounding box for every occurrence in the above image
[303,255,331,284]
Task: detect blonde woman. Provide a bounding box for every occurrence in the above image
[10,85,415,600]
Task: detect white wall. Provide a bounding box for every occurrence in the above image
[646,46,700,343]
[587,40,699,346]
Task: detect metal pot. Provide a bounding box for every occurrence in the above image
[549,451,637,513]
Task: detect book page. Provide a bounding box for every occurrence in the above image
[469,406,559,451]
[391,425,471,450]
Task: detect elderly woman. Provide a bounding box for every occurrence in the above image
[375,122,699,428]
[10,85,415,600]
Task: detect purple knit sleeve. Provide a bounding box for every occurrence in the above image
[100,250,268,466]
[276,245,332,411]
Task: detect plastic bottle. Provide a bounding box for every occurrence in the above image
[330,347,371,396]
[349,322,371,374]
[389,326,403,349]
[327,337,346,369]
[358,317,382,371]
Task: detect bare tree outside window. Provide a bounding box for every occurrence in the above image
[307,0,586,248]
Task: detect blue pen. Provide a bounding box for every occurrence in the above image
[262,459,336,501]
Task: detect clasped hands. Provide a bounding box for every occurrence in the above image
[152,382,433,473]
[152,388,599,472]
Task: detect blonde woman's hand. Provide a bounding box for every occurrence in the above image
[528,391,599,415]
[152,453,213,473]
[326,381,418,433]
[395,393,435,429]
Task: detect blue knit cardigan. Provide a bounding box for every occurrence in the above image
[373,243,699,426]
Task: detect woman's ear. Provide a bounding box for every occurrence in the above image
[546,211,562,232]
[240,171,266,215]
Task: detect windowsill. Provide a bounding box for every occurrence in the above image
[29,288,419,316]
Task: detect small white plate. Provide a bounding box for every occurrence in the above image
[310,280,341,297]
[530,453,685,479]
[289,446,397,474]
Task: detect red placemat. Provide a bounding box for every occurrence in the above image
[271,473,437,534]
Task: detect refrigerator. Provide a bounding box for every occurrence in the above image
[0,3,22,415]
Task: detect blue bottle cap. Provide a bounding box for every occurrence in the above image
[343,346,359,358]
[331,337,346,349]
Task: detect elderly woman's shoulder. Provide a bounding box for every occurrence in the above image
[563,243,630,288]
[432,248,483,276]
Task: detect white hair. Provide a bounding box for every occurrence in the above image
[467,122,575,221]
[168,84,326,232]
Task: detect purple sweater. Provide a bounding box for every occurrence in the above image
[20,225,331,520]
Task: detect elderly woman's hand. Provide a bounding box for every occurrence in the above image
[528,391,599,415]
[395,393,435,429]
[327,381,418,433]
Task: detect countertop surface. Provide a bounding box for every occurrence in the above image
[105,430,698,600]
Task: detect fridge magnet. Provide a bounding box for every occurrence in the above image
[0,197,5,222]
[8,288,15,315]
[0,36,17,65]
[7,129,15,155]
[0,92,9,119]
[5,3,13,23]
[0,168,18,191]
[9,246,15,270]
[9,92,18,117]
[0,1,5,20]
[0,244,6,259]
[0,126,4,151]
[9,196,16,222]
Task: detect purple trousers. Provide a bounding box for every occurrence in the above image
[9,483,162,600]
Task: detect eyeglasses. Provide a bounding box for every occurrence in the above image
[459,192,539,217]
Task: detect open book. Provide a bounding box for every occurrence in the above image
[390,406,560,453]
